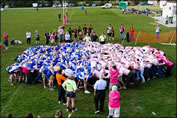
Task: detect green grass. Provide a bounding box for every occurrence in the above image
[1,7,176,117]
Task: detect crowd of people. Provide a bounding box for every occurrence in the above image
[6,38,173,117]
[24,24,136,46]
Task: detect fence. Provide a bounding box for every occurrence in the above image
[132,30,176,44]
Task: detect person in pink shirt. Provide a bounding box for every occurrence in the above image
[108,85,120,118]
[3,32,8,49]
[109,62,120,91]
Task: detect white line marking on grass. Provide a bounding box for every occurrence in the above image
[1,85,21,114]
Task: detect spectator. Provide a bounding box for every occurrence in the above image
[68,28,73,40]
[83,33,91,42]
[50,31,54,44]
[126,32,129,42]
[58,26,64,42]
[111,27,115,41]
[88,24,93,33]
[99,32,106,44]
[62,74,78,112]
[26,30,31,45]
[155,24,160,39]
[129,27,134,41]
[108,85,120,118]
[120,24,125,40]
[3,32,8,49]
[83,24,87,36]
[165,16,168,25]
[35,30,40,45]
[45,30,50,45]
[107,24,112,41]
[73,28,78,42]
[26,112,34,118]
[78,31,83,41]
[85,10,87,15]
[54,30,58,44]
[94,74,107,114]
[77,26,82,34]
[56,69,67,105]
[55,109,62,118]
[6,113,12,118]
[64,31,71,43]
[58,13,61,22]
[91,32,98,42]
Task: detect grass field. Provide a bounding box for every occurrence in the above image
[1,7,176,117]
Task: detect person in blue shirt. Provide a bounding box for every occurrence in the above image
[64,31,71,43]
[94,74,107,114]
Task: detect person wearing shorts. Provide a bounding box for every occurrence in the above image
[108,85,120,118]
[62,75,78,112]
[26,30,31,45]
[155,24,160,39]
[99,32,106,44]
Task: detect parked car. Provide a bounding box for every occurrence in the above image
[52,3,58,8]
[68,3,75,7]
[63,3,69,7]
[44,3,49,7]
[101,3,112,9]
[85,4,91,7]
[38,4,43,7]
[58,4,62,7]
[92,4,97,7]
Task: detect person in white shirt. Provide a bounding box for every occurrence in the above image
[26,30,31,45]
[155,24,160,39]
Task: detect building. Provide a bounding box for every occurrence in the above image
[148,0,158,5]
[160,0,176,18]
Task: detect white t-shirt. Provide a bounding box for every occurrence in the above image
[156,27,160,33]
[26,32,31,38]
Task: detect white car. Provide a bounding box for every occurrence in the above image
[101,3,112,9]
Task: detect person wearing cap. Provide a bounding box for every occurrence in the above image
[108,85,120,118]
[62,74,78,113]
[56,68,67,105]
[94,74,107,114]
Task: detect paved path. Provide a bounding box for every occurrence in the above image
[152,16,176,27]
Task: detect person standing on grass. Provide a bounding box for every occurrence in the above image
[111,27,115,41]
[26,30,31,45]
[83,24,87,36]
[109,62,121,91]
[54,30,58,44]
[56,69,67,105]
[77,26,82,34]
[65,31,71,43]
[94,74,107,114]
[45,30,50,45]
[78,31,83,42]
[62,74,78,113]
[68,28,73,40]
[35,30,40,45]
[91,32,98,42]
[58,13,61,22]
[83,33,91,42]
[120,24,125,40]
[88,24,93,33]
[155,24,160,39]
[107,24,112,41]
[58,26,64,42]
[99,32,106,44]
[108,85,120,118]
[3,32,8,49]
[129,27,134,41]
[85,10,87,16]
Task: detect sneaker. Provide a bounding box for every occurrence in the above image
[147,78,150,81]
[58,101,61,104]
[123,86,127,90]
[84,90,90,94]
[63,103,66,106]
[50,88,54,91]
[79,86,83,89]
[72,108,78,112]
[66,108,69,112]
[95,110,100,114]
[11,83,14,86]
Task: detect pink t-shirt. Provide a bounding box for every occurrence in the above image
[110,68,119,84]
[109,91,120,108]
[20,65,29,74]
[3,34,8,41]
